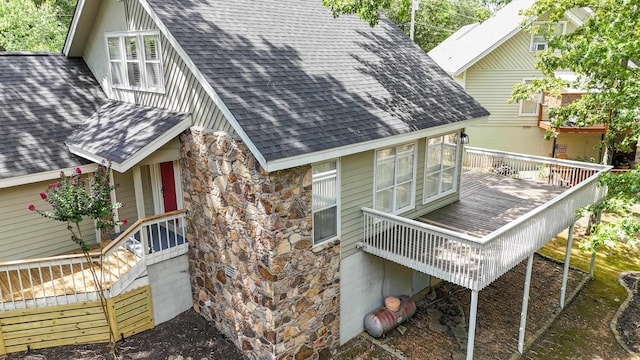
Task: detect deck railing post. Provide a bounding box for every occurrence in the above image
[518,254,534,353]
[560,224,574,308]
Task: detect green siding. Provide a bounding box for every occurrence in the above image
[0,181,96,261]
[340,135,463,258]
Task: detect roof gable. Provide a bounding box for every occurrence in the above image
[65,101,192,173]
[428,0,536,76]
[0,54,107,180]
[140,0,489,170]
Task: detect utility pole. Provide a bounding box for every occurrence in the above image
[410,0,419,40]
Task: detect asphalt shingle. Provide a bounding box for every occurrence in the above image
[146,0,490,163]
[65,100,189,166]
[0,54,107,180]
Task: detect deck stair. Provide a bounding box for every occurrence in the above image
[0,210,187,311]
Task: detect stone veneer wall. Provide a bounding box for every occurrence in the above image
[180,128,340,360]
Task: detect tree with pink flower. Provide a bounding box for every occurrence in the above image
[29,163,124,358]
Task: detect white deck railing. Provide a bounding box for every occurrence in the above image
[0,210,188,311]
[360,148,611,291]
[464,146,605,187]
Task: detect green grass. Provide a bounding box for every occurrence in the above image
[531,226,640,359]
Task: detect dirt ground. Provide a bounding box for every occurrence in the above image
[1,309,246,360]
[3,255,639,360]
[334,254,590,360]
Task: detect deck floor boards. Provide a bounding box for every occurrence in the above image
[0,248,138,303]
[418,172,566,237]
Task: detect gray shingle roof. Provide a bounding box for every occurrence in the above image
[146,0,490,164]
[0,54,107,180]
[65,100,190,171]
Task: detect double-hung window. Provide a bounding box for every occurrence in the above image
[518,79,542,116]
[374,143,416,214]
[312,161,339,246]
[530,22,566,52]
[106,31,164,92]
[424,133,459,202]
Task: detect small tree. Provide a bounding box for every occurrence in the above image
[29,164,124,359]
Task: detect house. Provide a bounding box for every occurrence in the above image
[428,0,605,161]
[0,0,611,359]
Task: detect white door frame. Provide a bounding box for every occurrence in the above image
[150,160,184,215]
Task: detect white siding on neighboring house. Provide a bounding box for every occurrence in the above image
[0,180,96,261]
[83,0,234,133]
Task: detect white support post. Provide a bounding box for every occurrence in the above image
[133,166,146,220]
[109,169,121,234]
[466,290,479,360]
[518,254,534,353]
[560,224,574,308]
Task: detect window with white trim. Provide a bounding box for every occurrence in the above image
[106,31,164,92]
[518,79,542,116]
[374,143,416,214]
[312,161,339,245]
[530,22,566,52]
[424,133,459,202]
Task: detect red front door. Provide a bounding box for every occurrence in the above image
[160,162,178,212]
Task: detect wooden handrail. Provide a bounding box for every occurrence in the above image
[100,209,187,256]
[0,210,188,267]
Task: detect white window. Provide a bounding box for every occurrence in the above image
[530,22,566,52]
[424,133,459,202]
[518,79,542,116]
[312,161,339,246]
[374,143,416,214]
[106,31,164,92]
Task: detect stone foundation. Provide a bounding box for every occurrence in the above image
[180,128,340,360]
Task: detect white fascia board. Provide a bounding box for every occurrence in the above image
[137,0,269,170]
[0,163,98,189]
[453,26,524,76]
[264,116,490,172]
[563,10,585,27]
[62,0,85,56]
[67,115,192,173]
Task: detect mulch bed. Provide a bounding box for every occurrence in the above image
[615,272,640,354]
[1,309,246,360]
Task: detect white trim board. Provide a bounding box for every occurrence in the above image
[0,164,99,189]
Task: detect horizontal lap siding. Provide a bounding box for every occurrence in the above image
[340,139,462,259]
[114,170,138,231]
[466,30,542,128]
[0,181,96,261]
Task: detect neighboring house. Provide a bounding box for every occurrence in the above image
[0,0,611,360]
[428,0,602,161]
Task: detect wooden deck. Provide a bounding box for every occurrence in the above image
[0,247,139,303]
[418,172,566,237]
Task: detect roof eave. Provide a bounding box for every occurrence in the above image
[67,115,193,173]
[452,25,525,76]
[63,0,102,57]
[0,164,99,189]
[263,115,490,172]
